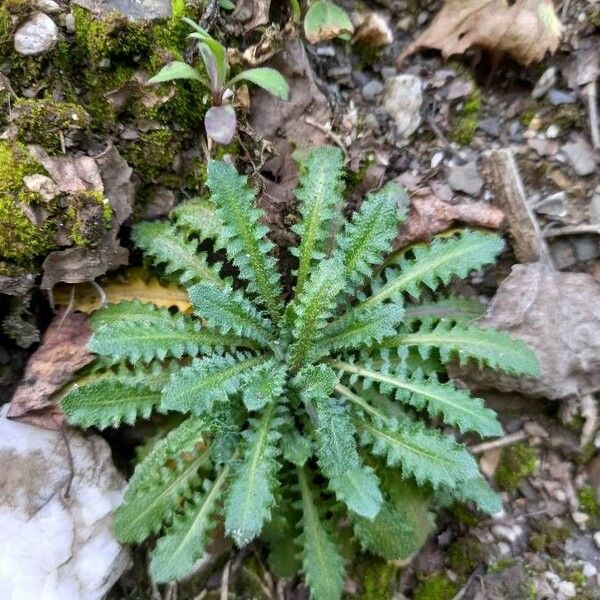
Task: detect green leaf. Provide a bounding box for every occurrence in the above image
[150,466,230,582]
[62,380,161,429]
[131,221,224,288]
[161,353,269,415]
[282,427,313,467]
[382,321,540,376]
[312,397,382,518]
[317,303,404,356]
[304,0,354,44]
[207,160,283,320]
[114,416,213,543]
[451,475,502,515]
[224,401,282,545]
[353,476,434,560]
[187,29,228,88]
[334,181,408,293]
[363,230,505,308]
[148,61,204,84]
[288,258,346,371]
[170,197,225,250]
[243,362,286,411]
[229,67,290,100]
[292,146,345,297]
[188,282,274,347]
[403,295,485,325]
[297,468,345,600]
[293,363,339,402]
[90,301,253,363]
[331,359,502,438]
[219,0,236,10]
[357,417,479,489]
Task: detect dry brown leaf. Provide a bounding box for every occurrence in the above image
[451,262,600,400]
[394,194,505,249]
[398,0,562,67]
[53,267,191,314]
[234,0,271,31]
[8,310,93,430]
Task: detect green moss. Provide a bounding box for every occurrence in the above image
[495,443,538,491]
[14,98,91,153]
[414,573,459,600]
[447,535,486,575]
[122,129,179,184]
[590,6,600,26]
[0,141,56,266]
[355,556,397,600]
[520,106,539,127]
[3,0,32,17]
[529,519,569,555]
[0,7,13,54]
[65,190,112,247]
[450,502,481,528]
[488,557,517,574]
[579,485,600,516]
[73,6,152,65]
[449,87,481,146]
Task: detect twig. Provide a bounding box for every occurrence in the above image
[469,430,528,454]
[542,223,600,238]
[304,117,349,161]
[220,560,231,600]
[582,79,599,150]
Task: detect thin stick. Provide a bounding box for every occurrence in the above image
[469,430,528,454]
[583,80,599,150]
[304,117,349,161]
[220,560,231,600]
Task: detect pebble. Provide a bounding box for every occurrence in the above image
[478,117,501,137]
[562,137,597,176]
[491,523,522,544]
[594,531,600,549]
[362,80,384,101]
[573,235,600,262]
[584,562,598,577]
[431,151,444,169]
[548,88,577,105]
[532,67,557,99]
[572,510,590,526]
[35,0,61,13]
[383,74,423,138]
[546,124,560,139]
[557,581,576,598]
[447,161,483,196]
[14,12,58,56]
[535,191,567,217]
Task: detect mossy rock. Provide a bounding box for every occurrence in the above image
[414,573,459,600]
[495,443,538,491]
[354,555,397,600]
[13,98,92,154]
[0,141,56,269]
[449,86,482,146]
[447,535,487,575]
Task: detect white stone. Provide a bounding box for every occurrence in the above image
[431,151,444,169]
[14,12,58,56]
[546,124,560,138]
[35,0,62,14]
[594,531,600,549]
[497,541,511,556]
[383,74,423,138]
[557,580,576,598]
[583,562,597,577]
[572,510,590,526]
[23,174,60,202]
[0,410,130,600]
[492,523,520,543]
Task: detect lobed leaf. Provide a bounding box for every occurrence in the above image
[132,221,223,288]
[161,353,269,415]
[170,197,225,250]
[207,160,283,320]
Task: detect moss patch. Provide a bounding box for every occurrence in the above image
[65,190,112,247]
[122,129,179,184]
[414,573,459,600]
[578,484,600,517]
[355,556,397,600]
[0,141,56,267]
[14,98,92,153]
[495,443,538,491]
[447,535,487,575]
[449,87,481,146]
[529,518,570,556]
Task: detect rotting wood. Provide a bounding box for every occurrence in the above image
[482,149,553,265]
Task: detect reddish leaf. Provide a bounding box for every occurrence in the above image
[8,310,93,430]
[205,105,237,145]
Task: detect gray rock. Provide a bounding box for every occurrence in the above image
[362,79,384,101]
[548,88,577,105]
[447,161,483,196]
[535,191,566,217]
[13,12,58,56]
[573,234,600,262]
[591,193,600,225]
[562,137,597,176]
[478,117,501,137]
[0,409,130,600]
[35,0,62,14]
[73,0,172,21]
[532,66,556,99]
[383,74,422,138]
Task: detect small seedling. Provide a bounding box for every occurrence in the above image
[148,18,289,144]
